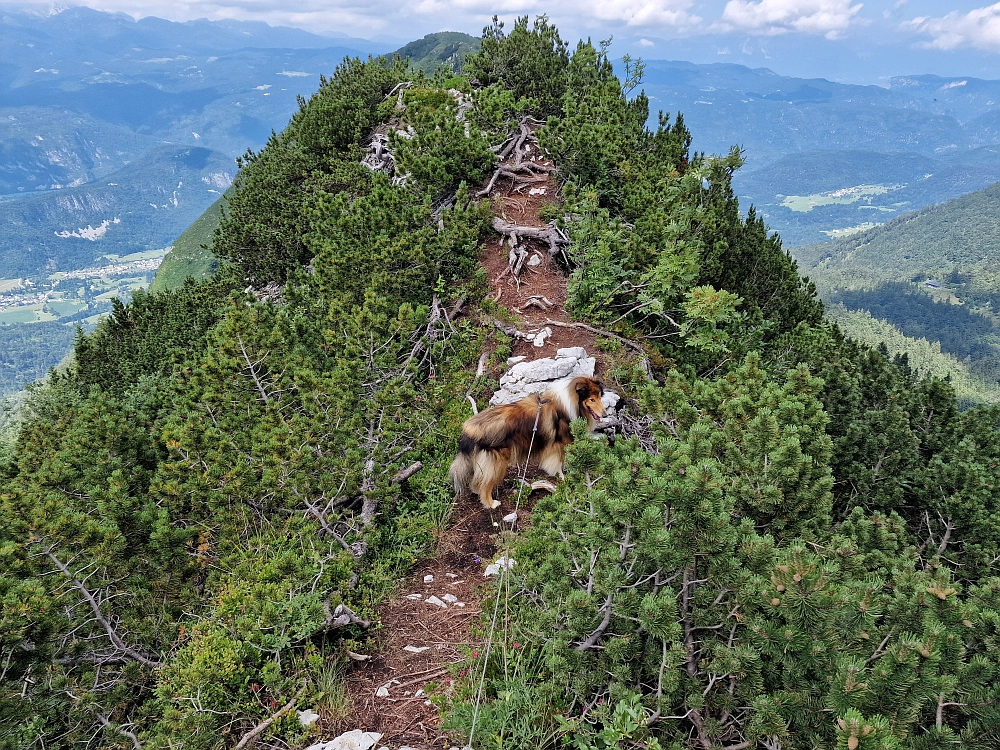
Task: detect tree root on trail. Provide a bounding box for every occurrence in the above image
[479,117,554,198]
[492,217,569,260]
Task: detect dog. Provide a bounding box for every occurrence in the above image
[449,376,605,509]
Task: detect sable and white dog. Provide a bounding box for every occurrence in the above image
[449,376,605,509]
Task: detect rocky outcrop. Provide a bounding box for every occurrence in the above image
[489,347,620,418]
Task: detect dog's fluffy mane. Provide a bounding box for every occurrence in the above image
[449,376,605,509]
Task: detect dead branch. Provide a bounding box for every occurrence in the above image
[448,294,467,320]
[520,295,554,312]
[323,602,371,630]
[510,245,529,278]
[492,217,569,257]
[543,319,646,353]
[386,81,413,111]
[232,687,304,750]
[96,714,143,750]
[299,494,354,555]
[391,461,423,484]
[360,420,378,527]
[477,166,548,197]
[490,318,536,342]
[235,334,275,405]
[573,594,615,650]
[361,132,396,173]
[38,544,161,668]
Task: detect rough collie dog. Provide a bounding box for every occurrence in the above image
[449,376,605,509]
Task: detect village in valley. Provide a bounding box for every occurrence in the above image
[0,249,165,326]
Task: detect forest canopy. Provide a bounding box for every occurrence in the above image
[1,16,998,750]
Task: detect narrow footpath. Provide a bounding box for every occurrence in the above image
[333,125,602,748]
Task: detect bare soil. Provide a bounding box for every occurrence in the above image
[335,493,496,748]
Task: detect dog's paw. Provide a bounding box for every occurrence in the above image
[483,498,501,510]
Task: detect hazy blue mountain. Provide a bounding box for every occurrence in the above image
[641,61,1000,162]
[4,8,1000,397]
[0,107,154,194]
[0,144,233,278]
[635,61,1000,245]
[0,6,390,285]
[614,30,1000,87]
[0,7,407,399]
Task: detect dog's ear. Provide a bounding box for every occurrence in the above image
[575,379,591,395]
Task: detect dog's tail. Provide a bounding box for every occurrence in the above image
[449,450,474,494]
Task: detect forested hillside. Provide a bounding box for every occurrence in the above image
[1,16,998,750]
[795,183,1000,395]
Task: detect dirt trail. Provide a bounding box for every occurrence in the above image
[332,130,600,749]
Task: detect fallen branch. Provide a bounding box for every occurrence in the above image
[391,461,423,484]
[490,318,536,342]
[232,688,305,750]
[323,602,371,629]
[383,667,451,692]
[476,165,550,197]
[543,319,646,354]
[520,295,554,312]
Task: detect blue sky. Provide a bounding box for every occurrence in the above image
[5,1,1000,80]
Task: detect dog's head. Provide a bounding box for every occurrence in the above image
[573,377,605,425]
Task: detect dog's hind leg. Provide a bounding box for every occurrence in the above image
[537,444,565,478]
[472,449,507,509]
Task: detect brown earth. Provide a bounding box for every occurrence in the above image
[334,493,496,748]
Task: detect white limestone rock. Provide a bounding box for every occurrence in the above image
[602,391,621,412]
[556,346,587,360]
[532,326,553,347]
[304,730,383,750]
[491,348,598,406]
[298,708,320,727]
[485,555,516,577]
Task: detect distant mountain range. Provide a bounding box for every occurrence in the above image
[0,7,394,395]
[640,61,1000,245]
[5,9,1000,400]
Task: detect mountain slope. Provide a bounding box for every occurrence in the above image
[393,31,480,73]
[0,144,233,278]
[795,181,1000,386]
[795,181,1000,294]
[3,22,999,750]
[148,193,224,292]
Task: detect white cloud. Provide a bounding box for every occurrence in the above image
[6,0,701,38]
[904,4,1000,51]
[720,0,864,38]
[407,0,700,29]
